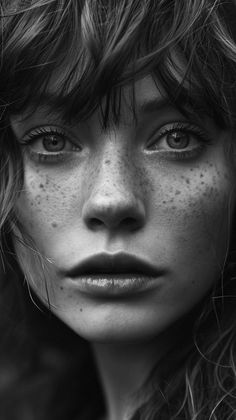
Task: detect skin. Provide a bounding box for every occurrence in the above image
[10,77,236,420]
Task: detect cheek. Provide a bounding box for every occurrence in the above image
[15,166,82,239]
[152,162,231,229]
[148,161,234,270]
[176,175,232,277]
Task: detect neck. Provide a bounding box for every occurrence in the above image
[91,315,196,420]
[92,336,172,420]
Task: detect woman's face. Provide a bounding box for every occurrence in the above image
[10,77,235,342]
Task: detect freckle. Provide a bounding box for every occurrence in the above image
[80,308,83,312]
[51,222,58,228]
[39,183,44,189]
[200,173,204,178]
[105,160,111,165]
[60,286,64,291]
[163,200,167,204]
[175,190,181,195]
[201,181,205,185]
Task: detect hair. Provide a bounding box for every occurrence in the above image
[1,0,236,419]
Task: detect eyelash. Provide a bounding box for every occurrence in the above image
[148,122,212,161]
[20,122,212,164]
[21,127,80,163]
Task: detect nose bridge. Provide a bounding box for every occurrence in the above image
[82,137,146,231]
[95,141,134,195]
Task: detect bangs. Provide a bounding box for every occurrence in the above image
[1,0,236,127]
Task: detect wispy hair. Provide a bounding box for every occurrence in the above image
[1,1,236,419]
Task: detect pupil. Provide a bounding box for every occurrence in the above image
[167,132,189,149]
[43,135,65,151]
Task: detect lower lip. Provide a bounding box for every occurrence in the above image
[68,274,160,297]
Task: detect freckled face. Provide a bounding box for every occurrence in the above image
[10,77,235,341]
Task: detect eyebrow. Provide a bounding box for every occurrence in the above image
[13,93,67,124]
[19,91,197,126]
[29,94,172,113]
[137,98,173,115]
[138,94,209,126]
[15,95,175,127]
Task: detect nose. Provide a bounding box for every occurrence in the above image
[82,154,146,233]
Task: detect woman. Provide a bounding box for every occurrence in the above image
[1,0,236,419]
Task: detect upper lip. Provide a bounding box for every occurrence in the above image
[66,252,163,278]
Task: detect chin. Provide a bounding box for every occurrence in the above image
[51,305,181,343]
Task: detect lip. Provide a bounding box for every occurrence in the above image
[66,252,162,278]
[64,252,165,297]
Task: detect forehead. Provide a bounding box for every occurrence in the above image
[11,42,209,129]
[11,76,165,121]
[7,27,218,128]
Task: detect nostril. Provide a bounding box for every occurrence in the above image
[87,215,143,231]
[82,195,146,232]
[88,218,104,230]
[118,217,143,232]
[122,217,139,228]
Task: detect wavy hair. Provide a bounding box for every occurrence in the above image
[1,0,236,419]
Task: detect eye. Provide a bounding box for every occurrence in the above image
[147,122,212,152]
[165,131,190,149]
[149,125,204,151]
[24,128,80,153]
[146,122,213,161]
[19,126,82,163]
[42,133,67,152]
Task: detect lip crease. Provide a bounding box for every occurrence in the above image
[65,252,164,278]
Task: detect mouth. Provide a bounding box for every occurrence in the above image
[64,252,165,297]
[66,252,163,278]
